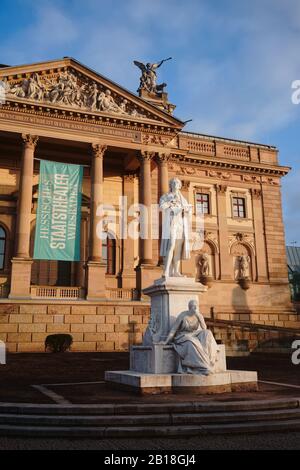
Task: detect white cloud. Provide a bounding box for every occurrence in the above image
[0,2,78,64]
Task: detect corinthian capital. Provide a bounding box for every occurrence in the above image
[91,143,107,158]
[251,188,262,199]
[156,152,171,164]
[138,150,156,163]
[215,184,227,194]
[21,134,39,150]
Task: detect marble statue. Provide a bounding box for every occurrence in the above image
[200,253,210,277]
[162,299,218,375]
[238,255,250,279]
[133,57,172,94]
[159,178,191,277]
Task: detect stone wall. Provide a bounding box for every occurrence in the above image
[0,302,150,353]
[0,300,299,354]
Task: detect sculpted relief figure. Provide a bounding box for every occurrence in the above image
[133,57,172,94]
[238,255,250,279]
[159,178,192,278]
[5,71,145,117]
[162,300,218,375]
[200,253,210,277]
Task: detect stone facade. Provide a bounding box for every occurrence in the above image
[0,57,298,353]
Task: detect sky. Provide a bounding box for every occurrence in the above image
[0,0,299,244]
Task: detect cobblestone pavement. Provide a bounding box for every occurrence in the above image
[0,432,299,450]
[0,352,299,403]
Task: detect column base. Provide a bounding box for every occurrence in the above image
[86,261,106,300]
[9,258,33,299]
[121,271,136,289]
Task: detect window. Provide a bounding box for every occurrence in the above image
[195,193,210,214]
[232,197,246,218]
[0,226,6,270]
[102,233,116,275]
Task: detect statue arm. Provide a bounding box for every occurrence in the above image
[152,60,164,70]
[165,315,183,344]
[197,312,207,330]
[153,57,172,70]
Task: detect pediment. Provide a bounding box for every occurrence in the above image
[0,57,183,128]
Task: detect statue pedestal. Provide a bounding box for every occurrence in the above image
[130,344,227,374]
[105,276,258,394]
[143,276,207,344]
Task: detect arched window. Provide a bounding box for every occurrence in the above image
[0,226,6,270]
[102,233,116,275]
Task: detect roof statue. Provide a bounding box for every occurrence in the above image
[133,57,176,114]
[133,57,172,95]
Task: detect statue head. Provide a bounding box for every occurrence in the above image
[188,299,199,314]
[169,177,182,193]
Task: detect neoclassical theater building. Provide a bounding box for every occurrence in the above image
[0,57,299,354]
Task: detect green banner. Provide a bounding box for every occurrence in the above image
[33,160,83,261]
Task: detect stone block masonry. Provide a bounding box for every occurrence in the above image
[0,301,150,353]
[0,301,299,354]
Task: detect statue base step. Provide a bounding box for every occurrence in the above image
[105,370,258,395]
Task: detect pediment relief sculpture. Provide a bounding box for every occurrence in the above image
[2,69,155,120]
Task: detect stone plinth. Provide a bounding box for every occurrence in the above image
[130,344,227,374]
[105,276,258,395]
[9,258,33,299]
[105,370,258,395]
[143,276,207,344]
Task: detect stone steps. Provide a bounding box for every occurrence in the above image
[1,419,300,438]
[0,408,300,427]
[0,398,299,437]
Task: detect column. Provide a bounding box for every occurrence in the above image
[121,173,136,288]
[76,215,87,288]
[137,151,161,293]
[138,151,154,265]
[86,143,107,300]
[215,184,232,280]
[9,134,38,299]
[251,188,268,281]
[157,152,169,197]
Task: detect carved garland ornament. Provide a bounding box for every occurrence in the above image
[228,232,255,252]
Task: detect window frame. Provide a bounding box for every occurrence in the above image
[231,193,247,219]
[194,191,211,215]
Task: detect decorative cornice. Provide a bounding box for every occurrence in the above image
[174,155,289,178]
[21,134,39,149]
[0,100,177,136]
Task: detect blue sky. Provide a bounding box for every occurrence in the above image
[1,0,299,244]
